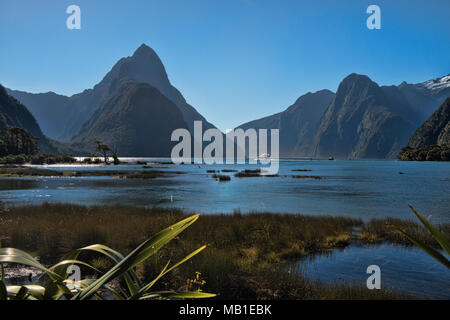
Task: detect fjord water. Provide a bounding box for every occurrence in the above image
[0,159,449,222]
[1,159,449,298]
[299,244,450,299]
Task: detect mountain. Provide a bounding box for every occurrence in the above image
[237,90,335,157]
[313,74,417,159]
[397,74,450,122]
[406,97,450,148]
[94,44,215,135]
[0,85,55,153]
[70,80,189,156]
[7,44,214,141]
[5,89,70,139]
[414,74,450,99]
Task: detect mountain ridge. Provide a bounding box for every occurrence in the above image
[7,44,215,141]
[0,85,56,153]
[406,97,450,148]
[70,80,190,156]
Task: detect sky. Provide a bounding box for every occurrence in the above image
[0,0,449,131]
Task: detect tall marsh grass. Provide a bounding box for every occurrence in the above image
[0,203,438,299]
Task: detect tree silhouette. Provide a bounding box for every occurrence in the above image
[0,126,38,156]
[93,140,112,164]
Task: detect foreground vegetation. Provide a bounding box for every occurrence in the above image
[2,204,447,299]
[0,213,215,300]
[0,166,184,179]
[391,205,450,268]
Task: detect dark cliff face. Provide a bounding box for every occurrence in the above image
[90,44,215,135]
[70,81,189,157]
[238,89,335,157]
[313,74,415,159]
[236,73,436,159]
[407,97,450,148]
[0,85,55,153]
[5,89,70,139]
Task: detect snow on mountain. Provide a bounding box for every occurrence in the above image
[417,74,450,92]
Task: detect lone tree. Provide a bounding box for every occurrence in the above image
[0,126,38,157]
[111,145,120,165]
[93,140,112,164]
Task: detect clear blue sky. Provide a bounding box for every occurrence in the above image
[1,0,449,131]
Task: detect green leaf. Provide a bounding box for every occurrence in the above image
[139,291,216,300]
[0,280,7,300]
[7,285,45,300]
[392,224,450,269]
[61,244,141,297]
[43,281,73,300]
[73,214,200,300]
[0,248,62,281]
[129,258,171,300]
[409,204,450,255]
[13,286,30,300]
[48,259,102,274]
[130,245,207,300]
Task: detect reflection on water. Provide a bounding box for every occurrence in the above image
[298,244,450,299]
[0,159,449,222]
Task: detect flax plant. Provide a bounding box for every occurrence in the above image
[0,214,216,300]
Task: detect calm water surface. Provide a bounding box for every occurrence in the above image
[0,159,448,222]
[299,244,450,299]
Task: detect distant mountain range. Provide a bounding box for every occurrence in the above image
[7,44,214,142]
[238,89,335,157]
[3,43,449,158]
[238,73,450,158]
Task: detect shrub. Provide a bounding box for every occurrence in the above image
[0,154,27,164]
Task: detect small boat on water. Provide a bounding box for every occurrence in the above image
[328,156,335,160]
[254,153,271,161]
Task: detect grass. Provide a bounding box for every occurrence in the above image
[0,203,440,299]
[0,166,184,179]
[360,217,450,248]
[0,166,64,177]
[0,213,214,300]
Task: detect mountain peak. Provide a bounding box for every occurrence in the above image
[130,43,162,64]
[133,43,156,55]
[417,74,450,92]
[336,73,378,96]
[342,73,372,84]
[293,89,334,105]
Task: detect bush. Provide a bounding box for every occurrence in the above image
[0,154,27,164]
[398,145,450,161]
[30,154,46,164]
